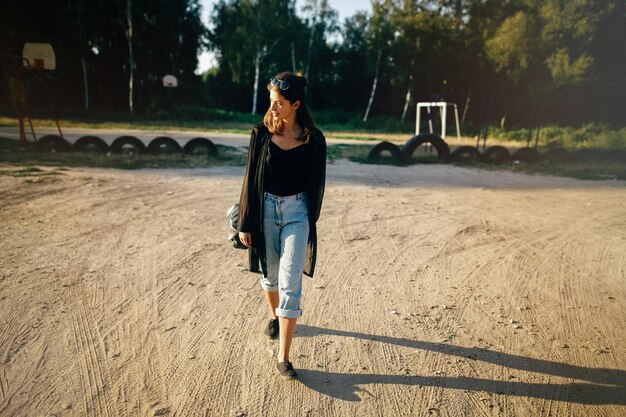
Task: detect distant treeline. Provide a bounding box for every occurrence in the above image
[1,0,625,128]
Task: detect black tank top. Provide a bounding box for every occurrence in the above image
[264,139,307,196]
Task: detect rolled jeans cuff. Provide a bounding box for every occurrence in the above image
[261,278,278,292]
[275,308,302,319]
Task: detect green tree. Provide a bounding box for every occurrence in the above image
[389,2,464,121]
[209,0,297,114]
[131,0,207,110]
[484,0,619,92]
[362,0,397,122]
[0,0,206,113]
[300,0,339,77]
[333,11,370,112]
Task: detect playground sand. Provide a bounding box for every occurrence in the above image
[1,160,625,416]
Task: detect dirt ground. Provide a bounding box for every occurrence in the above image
[1,159,625,417]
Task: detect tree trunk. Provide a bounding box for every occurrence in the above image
[401,72,413,122]
[81,56,89,111]
[291,41,296,73]
[305,1,318,76]
[126,0,134,114]
[252,51,261,114]
[461,89,471,125]
[363,50,382,123]
[76,0,88,111]
[401,86,411,122]
[305,22,316,76]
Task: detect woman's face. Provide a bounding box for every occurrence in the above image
[269,90,299,122]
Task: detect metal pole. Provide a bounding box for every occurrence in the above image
[461,89,471,125]
[526,99,535,148]
[415,103,420,135]
[427,105,433,134]
[14,60,27,144]
[34,67,64,139]
[453,104,461,144]
[483,97,493,150]
[441,103,447,139]
[476,96,485,148]
[534,99,543,149]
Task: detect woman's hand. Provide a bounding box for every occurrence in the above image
[239,232,252,248]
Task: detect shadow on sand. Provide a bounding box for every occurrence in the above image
[295,325,626,404]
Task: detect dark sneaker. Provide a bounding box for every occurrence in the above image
[276,361,298,380]
[264,318,279,339]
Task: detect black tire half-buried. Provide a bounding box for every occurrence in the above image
[73,136,109,153]
[402,133,450,160]
[35,135,71,153]
[512,147,541,163]
[111,136,147,154]
[183,137,218,156]
[542,147,570,162]
[147,136,182,154]
[446,145,482,162]
[367,141,406,164]
[483,146,512,165]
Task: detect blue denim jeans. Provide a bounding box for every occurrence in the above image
[261,192,309,319]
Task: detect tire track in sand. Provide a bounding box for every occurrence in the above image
[67,270,115,417]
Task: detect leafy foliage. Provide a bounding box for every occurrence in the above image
[1,0,624,128]
[0,0,207,113]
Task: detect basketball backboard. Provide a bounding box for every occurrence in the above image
[22,43,56,70]
[163,75,178,87]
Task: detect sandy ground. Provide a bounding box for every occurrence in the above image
[1,159,625,417]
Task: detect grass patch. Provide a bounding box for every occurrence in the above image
[451,158,626,181]
[0,138,247,170]
[3,109,624,148]
[326,143,436,166]
[0,166,64,177]
[367,154,408,166]
[512,161,626,181]
[0,116,411,143]
[487,123,626,149]
[405,154,443,165]
[330,139,625,181]
[0,116,255,135]
[1,135,623,182]
[326,144,374,164]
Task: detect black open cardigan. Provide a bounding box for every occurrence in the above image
[238,122,326,277]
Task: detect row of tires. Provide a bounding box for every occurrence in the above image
[30,134,219,156]
[367,133,625,164]
[29,132,623,164]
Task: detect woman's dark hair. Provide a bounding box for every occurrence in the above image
[263,71,315,143]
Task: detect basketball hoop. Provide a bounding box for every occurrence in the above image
[163,74,178,88]
[0,43,63,146]
[33,58,44,70]
[22,43,56,70]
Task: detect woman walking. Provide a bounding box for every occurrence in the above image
[238,71,326,380]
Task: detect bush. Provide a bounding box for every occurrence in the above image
[314,111,415,133]
[145,105,260,124]
[489,123,626,149]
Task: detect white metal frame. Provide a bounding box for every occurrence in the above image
[415,102,461,143]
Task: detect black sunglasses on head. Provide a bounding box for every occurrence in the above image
[270,77,288,89]
[270,77,299,98]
